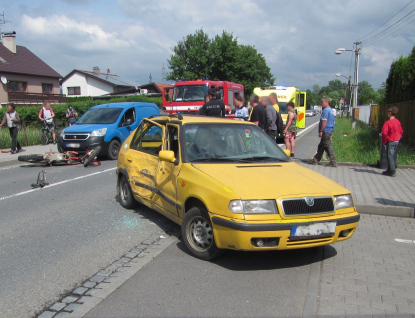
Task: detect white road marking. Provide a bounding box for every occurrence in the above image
[395,238,415,244]
[0,167,116,201]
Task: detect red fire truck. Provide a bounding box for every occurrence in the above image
[162,80,244,114]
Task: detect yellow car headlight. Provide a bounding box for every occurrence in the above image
[334,194,354,209]
[229,200,277,214]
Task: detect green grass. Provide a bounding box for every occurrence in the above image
[331,118,415,165]
[0,126,44,149]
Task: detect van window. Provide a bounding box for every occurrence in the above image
[78,108,123,124]
[120,108,136,126]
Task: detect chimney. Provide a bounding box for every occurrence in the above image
[93,66,100,74]
[2,31,17,54]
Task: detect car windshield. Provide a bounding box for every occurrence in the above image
[185,123,290,163]
[278,102,288,114]
[173,85,209,102]
[77,108,123,125]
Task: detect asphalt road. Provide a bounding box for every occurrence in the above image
[0,115,322,318]
[0,161,177,318]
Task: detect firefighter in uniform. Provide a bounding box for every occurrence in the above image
[199,88,226,117]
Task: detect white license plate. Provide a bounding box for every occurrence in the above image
[66,143,80,148]
[291,222,336,238]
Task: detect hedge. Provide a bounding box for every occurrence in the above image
[0,96,162,128]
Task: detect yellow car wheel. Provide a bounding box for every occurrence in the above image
[181,207,224,260]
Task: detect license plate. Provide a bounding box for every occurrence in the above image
[66,143,80,148]
[290,222,336,239]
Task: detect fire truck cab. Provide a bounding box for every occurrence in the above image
[162,80,244,114]
[253,86,307,129]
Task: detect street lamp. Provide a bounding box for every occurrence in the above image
[334,42,362,129]
[336,73,352,118]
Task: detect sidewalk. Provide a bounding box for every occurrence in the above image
[297,161,415,217]
[0,144,58,166]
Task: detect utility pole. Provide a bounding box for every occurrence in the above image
[352,41,361,129]
[149,73,152,84]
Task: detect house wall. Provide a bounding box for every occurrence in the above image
[62,71,115,97]
[0,72,60,104]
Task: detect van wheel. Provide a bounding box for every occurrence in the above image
[181,207,225,261]
[107,140,121,160]
[119,175,137,209]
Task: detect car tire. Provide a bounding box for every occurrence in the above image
[119,175,137,209]
[107,139,121,160]
[181,207,225,261]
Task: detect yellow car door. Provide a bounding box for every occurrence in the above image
[153,123,182,216]
[127,120,164,205]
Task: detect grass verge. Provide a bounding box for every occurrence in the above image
[331,118,415,165]
[0,126,43,149]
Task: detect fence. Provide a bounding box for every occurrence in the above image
[370,102,415,150]
[356,105,372,124]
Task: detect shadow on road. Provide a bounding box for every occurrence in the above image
[176,240,337,271]
[374,197,415,208]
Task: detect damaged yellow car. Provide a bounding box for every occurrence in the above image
[117,115,359,260]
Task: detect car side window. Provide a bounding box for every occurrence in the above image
[120,108,136,127]
[131,124,163,156]
[166,125,180,160]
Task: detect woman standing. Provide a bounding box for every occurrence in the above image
[0,103,22,154]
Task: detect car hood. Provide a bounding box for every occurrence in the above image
[63,124,111,134]
[192,162,350,199]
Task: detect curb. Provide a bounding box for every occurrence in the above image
[357,204,414,218]
[302,247,323,318]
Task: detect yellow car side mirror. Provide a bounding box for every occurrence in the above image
[283,149,291,157]
[159,150,176,163]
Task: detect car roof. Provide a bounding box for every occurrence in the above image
[91,102,157,109]
[153,115,256,125]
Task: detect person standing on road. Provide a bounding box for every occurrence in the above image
[0,103,22,154]
[381,107,403,177]
[38,101,56,144]
[283,102,297,157]
[261,96,277,140]
[199,88,226,117]
[269,92,283,137]
[66,104,78,126]
[234,95,249,119]
[249,94,265,130]
[308,96,337,167]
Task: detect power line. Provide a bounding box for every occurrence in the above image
[359,0,413,41]
[365,15,415,46]
[363,8,415,44]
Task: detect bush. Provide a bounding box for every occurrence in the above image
[0,96,162,128]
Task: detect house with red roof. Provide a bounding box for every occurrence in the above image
[0,32,64,105]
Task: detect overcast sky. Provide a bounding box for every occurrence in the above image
[2,0,415,90]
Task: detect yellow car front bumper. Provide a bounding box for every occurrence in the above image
[211,213,360,251]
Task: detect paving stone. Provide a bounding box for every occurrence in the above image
[54,313,70,318]
[38,311,56,318]
[104,276,117,283]
[73,287,88,295]
[49,302,66,312]
[83,281,96,288]
[95,282,109,289]
[63,303,81,312]
[89,274,106,283]
[105,263,121,271]
[85,288,101,296]
[118,257,130,263]
[97,270,112,277]
[62,296,78,303]
[130,245,146,253]
[125,252,138,258]
[77,296,93,304]
[116,266,128,272]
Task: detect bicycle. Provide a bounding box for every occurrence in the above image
[39,119,61,145]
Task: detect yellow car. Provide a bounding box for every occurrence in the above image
[117,115,359,260]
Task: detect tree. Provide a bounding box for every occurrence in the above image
[167,29,274,95]
[358,80,377,105]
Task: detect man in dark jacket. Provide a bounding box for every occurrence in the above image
[199,88,226,117]
[261,96,277,139]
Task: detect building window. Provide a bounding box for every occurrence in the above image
[42,83,53,94]
[9,81,27,92]
[68,86,81,95]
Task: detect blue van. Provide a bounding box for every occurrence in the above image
[58,102,160,159]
